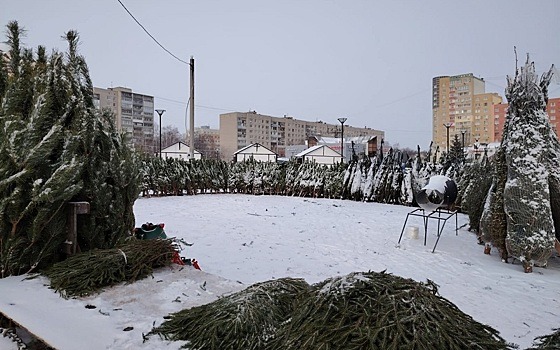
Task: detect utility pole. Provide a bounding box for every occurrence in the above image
[189,56,195,160]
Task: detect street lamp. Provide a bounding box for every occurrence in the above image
[338,117,347,163]
[155,109,166,158]
[461,130,466,154]
[443,122,452,154]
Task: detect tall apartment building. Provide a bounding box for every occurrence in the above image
[219,111,384,160]
[493,97,560,141]
[93,87,155,153]
[432,73,503,151]
[471,93,503,144]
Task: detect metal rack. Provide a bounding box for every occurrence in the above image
[397,208,458,253]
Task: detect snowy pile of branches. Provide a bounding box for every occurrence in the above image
[0,22,140,277]
[149,271,512,350]
[44,239,179,297]
[149,278,311,349]
[527,329,560,350]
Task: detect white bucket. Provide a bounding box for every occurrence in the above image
[406,226,419,239]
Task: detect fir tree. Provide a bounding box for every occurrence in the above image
[459,154,493,235]
[443,134,465,181]
[0,23,140,276]
[480,55,558,272]
[399,157,414,206]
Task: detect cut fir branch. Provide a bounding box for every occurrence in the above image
[43,239,178,298]
[149,271,512,350]
[148,278,311,350]
[269,271,512,350]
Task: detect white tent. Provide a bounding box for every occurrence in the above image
[160,142,202,160]
[233,143,277,162]
[295,145,342,165]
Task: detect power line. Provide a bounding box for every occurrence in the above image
[484,80,506,91]
[371,88,430,109]
[196,104,235,112]
[382,128,432,133]
[348,87,430,120]
[116,0,189,66]
[153,95,186,105]
[153,95,235,111]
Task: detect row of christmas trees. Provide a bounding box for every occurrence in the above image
[139,136,466,204]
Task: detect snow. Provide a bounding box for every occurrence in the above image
[1,194,559,349]
[422,174,450,191]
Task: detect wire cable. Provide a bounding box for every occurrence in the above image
[153,95,237,111]
[116,0,189,66]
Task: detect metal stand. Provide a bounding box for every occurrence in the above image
[65,201,90,255]
[397,208,458,253]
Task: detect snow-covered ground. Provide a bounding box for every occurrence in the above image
[1,194,559,349]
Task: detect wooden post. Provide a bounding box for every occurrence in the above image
[65,201,90,255]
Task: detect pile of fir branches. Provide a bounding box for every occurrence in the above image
[527,329,560,350]
[43,239,178,297]
[148,278,311,350]
[150,271,513,350]
[268,271,512,350]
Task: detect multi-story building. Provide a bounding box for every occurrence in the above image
[493,97,560,141]
[219,111,384,161]
[432,73,497,151]
[471,93,503,144]
[492,102,508,142]
[93,87,155,153]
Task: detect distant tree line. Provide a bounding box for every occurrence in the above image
[140,134,468,205]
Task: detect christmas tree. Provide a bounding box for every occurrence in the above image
[480,54,558,272]
[0,22,140,277]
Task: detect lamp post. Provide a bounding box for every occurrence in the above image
[461,130,466,154]
[155,109,166,159]
[189,56,195,160]
[443,122,452,154]
[338,117,347,163]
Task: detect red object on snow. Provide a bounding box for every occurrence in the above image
[172,251,185,265]
[192,259,201,270]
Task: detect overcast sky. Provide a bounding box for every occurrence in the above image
[2,0,559,149]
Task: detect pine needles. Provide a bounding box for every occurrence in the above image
[148,277,311,350]
[149,271,513,350]
[269,271,511,350]
[527,328,560,350]
[43,239,177,297]
[0,22,140,277]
